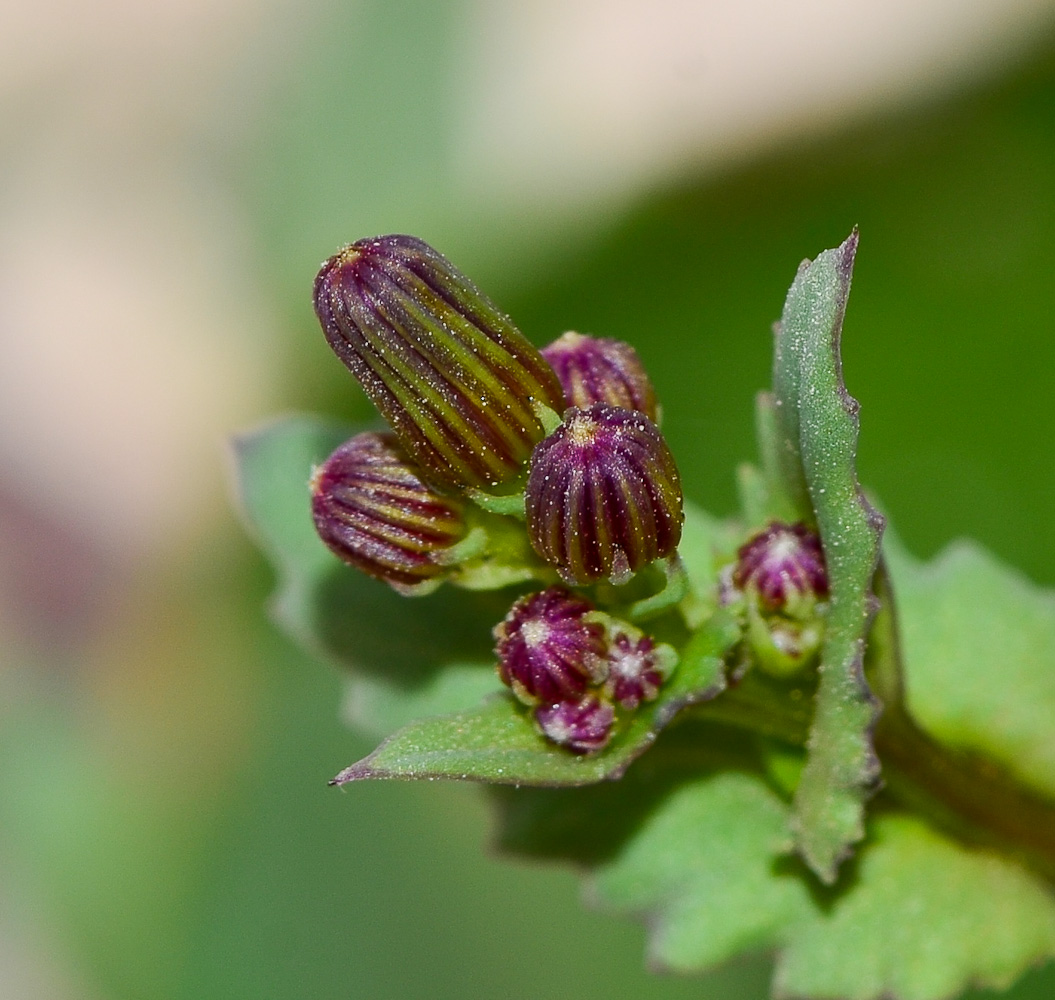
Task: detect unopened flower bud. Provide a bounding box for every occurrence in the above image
[732,521,829,617]
[535,694,615,754]
[525,404,683,585]
[745,607,824,678]
[311,432,466,594]
[603,631,675,710]
[313,235,566,491]
[493,588,607,705]
[541,331,659,421]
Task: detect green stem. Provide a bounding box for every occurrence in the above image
[694,666,1055,884]
[869,557,1055,881]
[876,704,1055,884]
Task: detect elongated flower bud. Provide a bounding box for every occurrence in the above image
[313,235,566,490]
[493,588,607,705]
[311,432,466,594]
[541,331,658,421]
[525,404,683,585]
[534,694,614,754]
[733,521,829,616]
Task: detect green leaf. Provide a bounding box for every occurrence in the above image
[772,814,1055,1000]
[739,391,802,527]
[231,415,507,730]
[771,230,883,882]
[497,736,1055,1000]
[678,500,742,628]
[338,664,504,738]
[592,771,814,971]
[331,610,740,786]
[886,535,1055,802]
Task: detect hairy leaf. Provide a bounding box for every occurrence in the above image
[547,772,1055,1000]
[771,231,883,882]
[772,814,1055,1000]
[592,771,814,970]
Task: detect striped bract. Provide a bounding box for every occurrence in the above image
[314,235,565,490]
[541,331,658,421]
[525,404,683,585]
[311,432,466,593]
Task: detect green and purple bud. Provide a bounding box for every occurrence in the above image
[311,432,466,595]
[525,404,684,585]
[313,235,566,491]
[541,331,659,421]
[724,522,829,677]
[732,521,829,617]
[534,694,615,754]
[493,587,607,705]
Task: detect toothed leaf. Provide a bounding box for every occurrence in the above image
[771,231,883,881]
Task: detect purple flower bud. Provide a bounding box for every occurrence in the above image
[311,432,466,594]
[493,588,607,705]
[525,404,683,585]
[541,331,659,421]
[313,235,566,491]
[603,632,671,710]
[534,694,615,754]
[732,521,829,614]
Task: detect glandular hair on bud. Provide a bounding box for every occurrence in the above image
[541,331,659,422]
[311,432,466,594]
[525,404,684,585]
[313,235,566,491]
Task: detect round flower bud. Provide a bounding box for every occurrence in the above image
[603,632,674,710]
[313,235,566,491]
[311,432,466,594]
[493,588,607,705]
[541,331,659,421]
[525,404,684,585]
[732,521,829,617]
[534,695,615,754]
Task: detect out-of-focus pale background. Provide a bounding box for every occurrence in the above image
[2,1,1055,997]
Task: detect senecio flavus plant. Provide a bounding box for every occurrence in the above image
[235,232,1055,1000]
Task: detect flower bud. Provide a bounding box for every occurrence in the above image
[313,235,566,491]
[732,521,829,617]
[311,432,466,594]
[745,606,824,678]
[525,404,683,585]
[534,694,615,754]
[493,588,607,705]
[603,631,675,710]
[541,331,658,421]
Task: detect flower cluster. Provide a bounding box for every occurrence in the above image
[493,587,675,753]
[310,234,687,752]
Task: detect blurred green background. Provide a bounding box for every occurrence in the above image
[2,1,1055,997]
